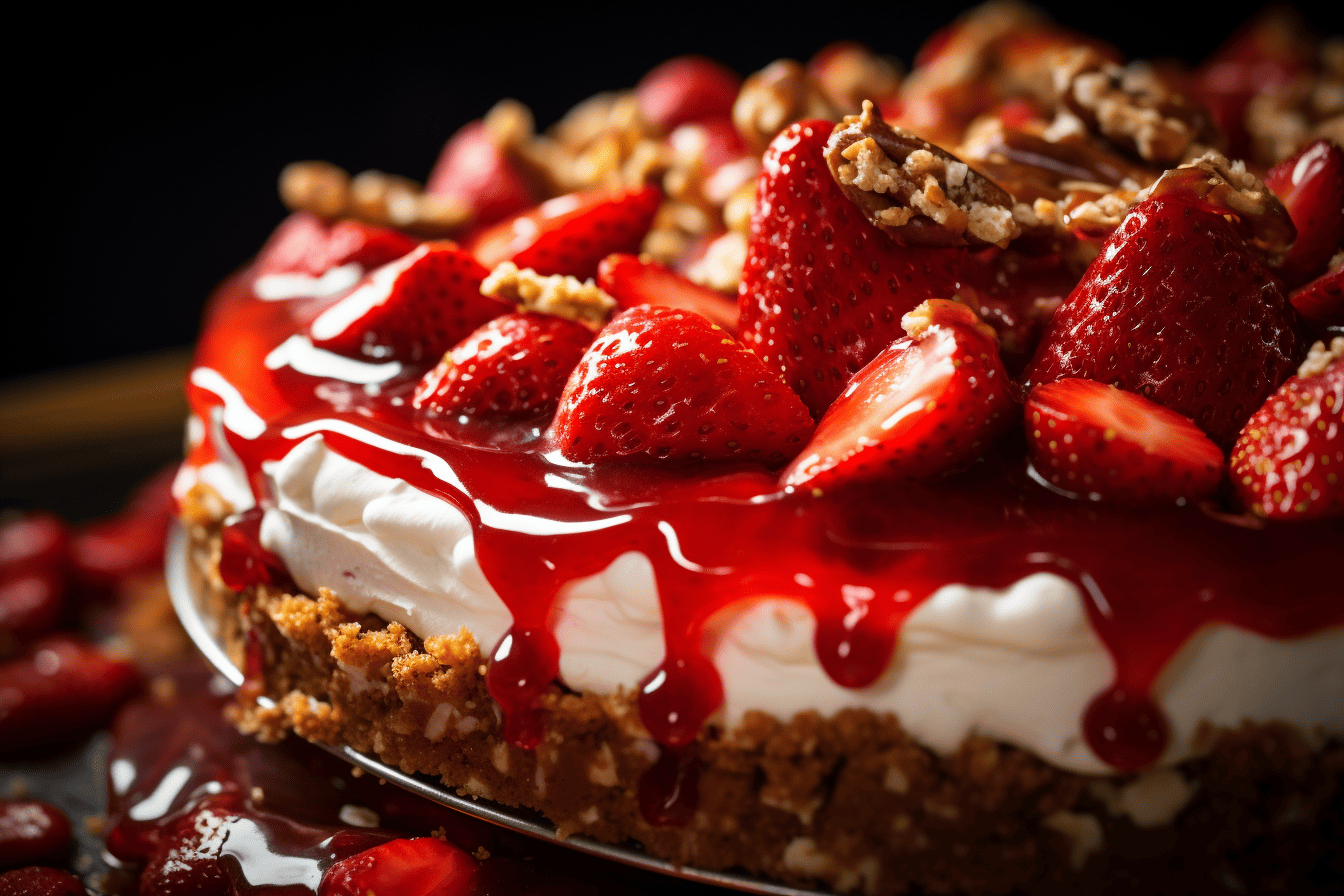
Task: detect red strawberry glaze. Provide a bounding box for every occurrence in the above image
[187,262,1344,781]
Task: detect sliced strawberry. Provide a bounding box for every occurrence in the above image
[0,514,68,579]
[319,837,477,896]
[1264,139,1344,289]
[781,300,1015,488]
[0,634,141,751]
[413,312,593,419]
[1231,338,1343,521]
[553,306,814,465]
[0,867,83,896]
[598,254,738,330]
[308,242,508,363]
[1025,194,1300,446]
[69,514,168,594]
[257,212,419,277]
[425,120,537,227]
[1290,265,1344,328]
[465,185,663,281]
[636,56,741,132]
[738,120,966,418]
[0,800,73,869]
[0,572,66,645]
[1024,378,1224,505]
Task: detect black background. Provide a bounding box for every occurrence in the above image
[9,1,1341,383]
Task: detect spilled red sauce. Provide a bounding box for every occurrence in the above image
[192,264,1343,785]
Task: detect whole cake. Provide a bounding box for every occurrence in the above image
[175,4,1344,894]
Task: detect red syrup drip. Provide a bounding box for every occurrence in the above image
[186,265,1344,792]
[218,507,293,591]
[637,745,700,827]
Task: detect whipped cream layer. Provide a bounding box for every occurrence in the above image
[178,433,1344,776]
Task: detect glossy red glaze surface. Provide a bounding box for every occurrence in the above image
[194,259,1342,779]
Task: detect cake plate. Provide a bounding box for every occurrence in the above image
[165,524,823,895]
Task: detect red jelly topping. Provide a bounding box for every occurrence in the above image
[185,264,1344,780]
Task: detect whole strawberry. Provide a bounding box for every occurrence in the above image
[413,312,593,419]
[781,300,1015,488]
[737,120,965,418]
[552,306,814,465]
[1025,194,1300,446]
[308,243,509,363]
[1231,338,1343,521]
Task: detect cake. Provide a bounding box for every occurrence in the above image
[174,4,1344,894]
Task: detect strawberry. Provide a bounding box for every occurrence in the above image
[413,312,593,419]
[320,837,477,896]
[1024,378,1224,505]
[465,185,663,281]
[0,634,140,751]
[257,212,419,277]
[636,56,741,132]
[0,572,65,645]
[1264,139,1344,289]
[552,306,814,464]
[1290,265,1344,328]
[69,515,167,594]
[0,867,83,896]
[597,253,738,330]
[0,800,72,869]
[308,242,508,363]
[781,300,1015,488]
[425,120,537,227]
[1231,338,1343,520]
[737,121,965,418]
[0,514,68,579]
[1024,195,1300,446]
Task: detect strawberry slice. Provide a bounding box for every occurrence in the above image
[308,243,508,363]
[1025,378,1224,505]
[1231,338,1343,521]
[465,185,663,281]
[738,121,966,418]
[0,513,69,579]
[1290,265,1344,328]
[257,212,419,277]
[425,120,537,227]
[319,837,477,896]
[597,253,738,330]
[1025,194,1300,446]
[0,867,83,896]
[0,634,141,751]
[0,800,73,868]
[636,55,741,131]
[413,312,593,419]
[552,306,814,465]
[1264,139,1344,289]
[782,300,1015,488]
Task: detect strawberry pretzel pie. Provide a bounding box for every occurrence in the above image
[174,4,1344,894]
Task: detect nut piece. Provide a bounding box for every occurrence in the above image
[278,161,470,236]
[826,101,1021,248]
[279,161,350,219]
[808,41,903,113]
[480,262,616,330]
[1136,149,1296,265]
[1050,47,1217,166]
[733,60,839,153]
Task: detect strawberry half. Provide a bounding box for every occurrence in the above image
[782,300,1015,488]
[738,121,965,418]
[308,243,508,363]
[413,312,593,419]
[320,837,477,896]
[1290,265,1344,328]
[257,212,419,277]
[552,306,814,465]
[425,120,537,227]
[1264,139,1344,289]
[597,253,738,330]
[1231,338,1344,521]
[465,185,663,281]
[1025,194,1300,446]
[1025,378,1224,505]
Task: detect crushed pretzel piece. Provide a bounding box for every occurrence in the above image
[827,101,1021,248]
[481,262,615,330]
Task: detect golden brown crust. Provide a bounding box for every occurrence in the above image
[188,521,1344,895]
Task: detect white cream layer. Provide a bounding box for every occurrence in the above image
[184,433,1344,775]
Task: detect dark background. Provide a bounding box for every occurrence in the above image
[12,1,1339,384]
